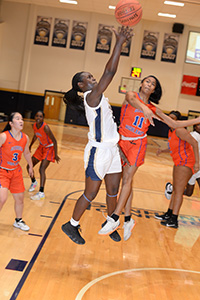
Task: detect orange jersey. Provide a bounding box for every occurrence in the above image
[0,131,27,170]
[33,122,53,147]
[168,129,195,171]
[119,92,157,138]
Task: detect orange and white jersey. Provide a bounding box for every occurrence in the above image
[33,122,53,147]
[0,130,27,170]
[119,92,157,139]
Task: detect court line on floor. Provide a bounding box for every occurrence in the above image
[10,190,83,300]
[75,267,200,300]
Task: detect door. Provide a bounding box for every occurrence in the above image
[43,94,61,120]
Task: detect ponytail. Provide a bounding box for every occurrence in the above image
[63,72,85,114]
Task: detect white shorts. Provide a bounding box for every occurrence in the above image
[84,142,122,181]
[188,170,200,185]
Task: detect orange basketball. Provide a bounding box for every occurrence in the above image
[115,0,142,27]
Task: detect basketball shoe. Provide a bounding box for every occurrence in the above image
[98,216,120,235]
[154,212,171,221]
[28,180,38,192]
[13,219,30,231]
[165,182,173,200]
[161,218,178,229]
[123,218,135,241]
[101,220,121,242]
[31,192,45,201]
[62,221,85,245]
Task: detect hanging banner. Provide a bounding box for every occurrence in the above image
[161,33,179,63]
[140,30,159,60]
[181,75,199,96]
[34,16,52,46]
[95,24,112,54]
[70,21,88,50]
[52,18,69,48]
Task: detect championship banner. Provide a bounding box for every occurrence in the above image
[140,30,159,60]
[52,18,69,48]
[34,16,52,46]
[161,33,179,63]
[70,21,88,50]
[181,75,199,96]
[95,24,112,54]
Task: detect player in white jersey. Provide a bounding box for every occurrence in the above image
[61,26,133,245]
[184,123,200,196]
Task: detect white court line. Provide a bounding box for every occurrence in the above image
[75,267,200,300]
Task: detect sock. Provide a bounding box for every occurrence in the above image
[15,218,22,222]
[125,215,131,222]
[39,187,44,193]
[70,217,79,227]
[31,177,36,183]
[167,208,173,216]
[111,213,119,221]
[171,214,178,222]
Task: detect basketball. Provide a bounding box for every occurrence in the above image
[115,0,142,27]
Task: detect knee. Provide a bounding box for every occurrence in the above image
[0,197,7,207]
[84,191,97,202]
[107,186,119,196]
[39,166,45,175]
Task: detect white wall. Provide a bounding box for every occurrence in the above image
[1,1,200,115]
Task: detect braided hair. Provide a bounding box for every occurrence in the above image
[63,72,85,114]
[140,75,162,104]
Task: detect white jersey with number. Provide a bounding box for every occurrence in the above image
[84,91,119,147]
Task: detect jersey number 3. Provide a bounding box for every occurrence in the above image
[12,153,19,162]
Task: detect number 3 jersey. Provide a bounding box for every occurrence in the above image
[0,130,27,170]
[119,92,157,139]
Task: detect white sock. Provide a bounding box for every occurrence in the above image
[70,217,79,227]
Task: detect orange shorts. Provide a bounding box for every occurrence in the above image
[173,158,195,173]
[0,166,25,193]
[33,144,55,162]
[118,137,147,167]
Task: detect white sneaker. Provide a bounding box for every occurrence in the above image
[98,216,120,235]
[123,218,135,241]
[28,180,38,192]
[165,182,173,200]
[13,219,30,231]
[31,192,45,201]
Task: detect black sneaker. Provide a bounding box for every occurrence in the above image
[154,212,171,221]
[161,218,178,229]
[62,221,85,245]
[102,220,121,242]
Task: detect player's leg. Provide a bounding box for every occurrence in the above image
[0,187,8,211]
[99,164,138,236]
[12,192,29,231]
[123,189,136,241]
[62,176,102,245]
[27,156,40,192]
[104,172,122,242]
[161,165,192,228]
[184,183,195,196]
[31,159,50,200]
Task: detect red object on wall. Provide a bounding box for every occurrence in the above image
[181,75,199,95]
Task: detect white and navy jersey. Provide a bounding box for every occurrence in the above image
[190,131,200,156]
[84,91,119,147]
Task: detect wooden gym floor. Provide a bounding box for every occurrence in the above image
[0,119,200,300]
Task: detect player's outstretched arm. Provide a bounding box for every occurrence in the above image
[87,26,134,107]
